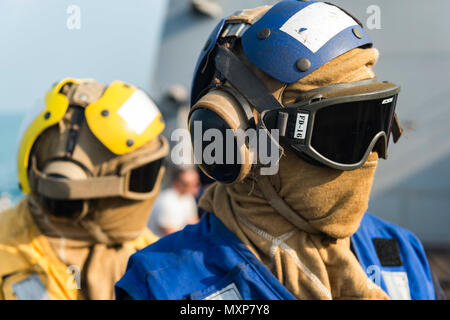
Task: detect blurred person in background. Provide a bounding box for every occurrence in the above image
[148,167,200,237]
[0,78,168,300]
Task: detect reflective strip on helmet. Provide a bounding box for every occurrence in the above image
[279,2,358,54]
[85,81,165,155]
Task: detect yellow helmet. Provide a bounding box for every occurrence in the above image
[17,78,166,196]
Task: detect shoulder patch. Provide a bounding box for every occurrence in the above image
[11,273,51,300]
[382,271,412,300]
[373,238,403,267]
[204,283,243,300]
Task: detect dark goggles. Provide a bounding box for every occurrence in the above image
[36,158,165,219]
[199,45,403,172]
[261,82,401,170]
[31,136,169,201]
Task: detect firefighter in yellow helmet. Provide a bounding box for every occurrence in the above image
[0,78,168,300]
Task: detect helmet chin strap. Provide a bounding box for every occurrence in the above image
[78,218,116,245]
[256,175,321,235]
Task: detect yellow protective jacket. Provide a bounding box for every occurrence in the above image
[0,199,157,300]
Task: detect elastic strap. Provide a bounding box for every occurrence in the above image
[78,220,115,245]
[256,176,320,234]
[392,113,404,143]
[29,136,169,200]
[36,172,124,200]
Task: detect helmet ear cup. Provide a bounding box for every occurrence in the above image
[188,90,254,184]
[189,108,241,183]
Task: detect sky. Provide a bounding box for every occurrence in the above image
[0,0,169,114]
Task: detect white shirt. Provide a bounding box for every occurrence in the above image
[148,188,198,238]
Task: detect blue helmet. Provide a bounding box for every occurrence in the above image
[187,0,402,183]
[191,0,372,106]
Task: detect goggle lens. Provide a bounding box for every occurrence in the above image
[128,159,164,194]
[311,96,397,165]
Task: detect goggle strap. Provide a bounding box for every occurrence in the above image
[28,136,169,200]
[277,112,289,137]
[294,78,379,103]
[32,161,166,201]
[28,156,123,200]
[35,171,124,200]
[392,113,404,143]
[263,110,305,143]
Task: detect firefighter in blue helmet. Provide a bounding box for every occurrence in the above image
[116,1,442,300]
[1,78,169,300]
